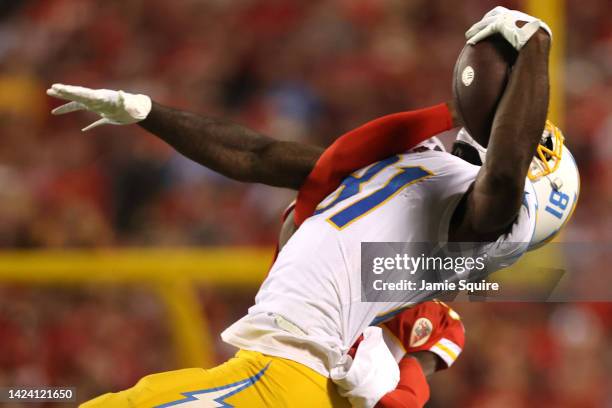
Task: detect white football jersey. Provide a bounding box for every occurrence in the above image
[222,149,536,376]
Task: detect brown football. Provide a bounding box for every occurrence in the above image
[452,34,518,147]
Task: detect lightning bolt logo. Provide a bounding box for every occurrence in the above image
[155,363,270,408]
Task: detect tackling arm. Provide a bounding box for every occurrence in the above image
[449,29,551,242]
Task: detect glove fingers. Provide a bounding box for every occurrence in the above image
[467,25,495,45]
[82,118,112,132]
[46,87,76,102]
[465,22,485,39]
[465,17,495,39]
[485,6,509,18]
[50,84,97,104]
[466,7,507,39]
[51,101,86,115]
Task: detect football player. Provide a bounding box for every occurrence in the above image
[47,7,575,408]
[276,204,465,408]
[48,94,465,408]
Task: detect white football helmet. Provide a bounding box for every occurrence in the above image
[455,120,580,250]
[526,121,580,249]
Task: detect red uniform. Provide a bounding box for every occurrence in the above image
[344,301,464,408]
[380,301,465,369]
[369,301,465,408]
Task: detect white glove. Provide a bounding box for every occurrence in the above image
[330,327,399,408]
[46,84,152,131]
[465,6,552,50]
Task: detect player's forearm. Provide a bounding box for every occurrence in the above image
[374,352,436,408]
[486,31,550,185]
[139,102,322,189]
[471,31,550,235]
[376,357,430,408]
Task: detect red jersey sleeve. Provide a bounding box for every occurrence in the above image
[293,103,453,226]
[375,357,430,408]
[380,301,465,369]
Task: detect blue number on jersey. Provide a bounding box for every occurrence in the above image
[314,155,433,229]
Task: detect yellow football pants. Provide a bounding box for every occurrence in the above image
[80,350,350,408]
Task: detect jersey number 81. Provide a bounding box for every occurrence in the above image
[314,156,433,229]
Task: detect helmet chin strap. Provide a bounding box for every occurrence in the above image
[456,128,487,164]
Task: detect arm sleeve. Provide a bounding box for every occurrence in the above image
[381,301,465,369]
[294,103,453,226]
[375,357,430,408]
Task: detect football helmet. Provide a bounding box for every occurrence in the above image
[454,121,580,249]
[527,121,580,249]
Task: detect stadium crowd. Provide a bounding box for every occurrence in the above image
[0,0,610,406]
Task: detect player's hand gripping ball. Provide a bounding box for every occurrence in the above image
[466,6,552,50]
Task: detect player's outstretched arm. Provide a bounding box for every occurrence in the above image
[48,84,459,192]
[140,102,322,188]
[450,29,551,242]
[46,84,322,189]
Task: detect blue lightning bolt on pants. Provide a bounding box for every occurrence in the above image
[80,350,350,408]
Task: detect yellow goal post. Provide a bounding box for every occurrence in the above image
[0,248,272,368]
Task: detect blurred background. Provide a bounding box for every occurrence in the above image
[0,0,610,406]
